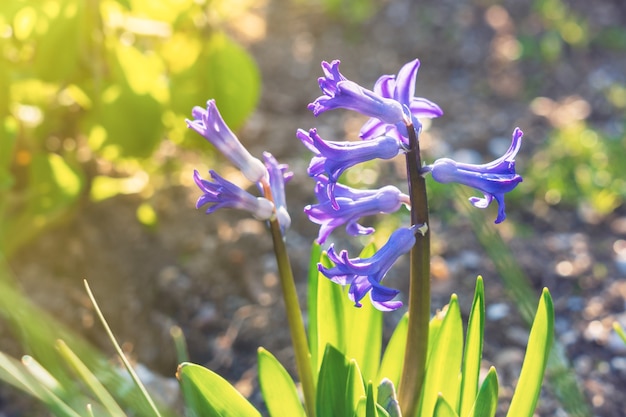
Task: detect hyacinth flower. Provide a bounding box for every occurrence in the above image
[308,60,407,126]
[186,99,267,183]
[263,151,293,234]
[319,226,418,311]
[305,176,410,244]
[193,169,274,220]
[189,99,316,414]
[360,59,444,144]
[297,127,403,208]
[425,127,524,223]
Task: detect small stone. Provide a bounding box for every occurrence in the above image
[486,302,510,321]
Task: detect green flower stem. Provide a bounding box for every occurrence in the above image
[268,217,316,417]
[398,124,431,417]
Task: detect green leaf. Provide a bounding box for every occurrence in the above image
[33,0,86,82]
[177,362,261,417]
[365,382,377,417]
[433,394,459,417]
[307,242,323,378]
[467,367,498,417]
[0,117,16,193]
[2,152,84,256]
[345,359,366,417]
[316,344,349,417]
[314,251,346,372]
[342,244,383,383]
[55,340,126,417]
[377,313,407,388]
[95,83,164,159]
[257,348,306,417]
[172,31,260,132]
[0,352,81,417]
[506,289,554,417]
[458,277,485,417]
[419,295,464,417]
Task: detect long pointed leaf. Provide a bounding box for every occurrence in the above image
[346,359,366,417]
[0,353,82,417]
[433,394,459,417]
[308,242,323,378]
[55,339,126,417]
[177,362,261,417]
[316,344,349,417]
[257,348,306,417]
[419,295,464,417]
[458,277,485,417]
[377,314,408,388]
[506,288,554,417]
[467,367,498,417]
[315,251,346,371]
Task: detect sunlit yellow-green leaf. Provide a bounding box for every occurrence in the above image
[377,314,407,388]
[458,277,485,417]
[419,295,463,417]
[467,367,498,417]
[506,289,554,417]
[257,348,306,417]
[178,362,261,417]
[345,359,366,417]
[433,394,459,417]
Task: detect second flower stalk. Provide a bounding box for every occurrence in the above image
[188,58,523,417]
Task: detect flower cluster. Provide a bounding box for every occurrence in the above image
[300,59,523,310]
[187,99,291,233]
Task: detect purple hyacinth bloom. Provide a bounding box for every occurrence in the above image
[194,170,274,220]
[319,226,417,311]
[187,99,267,183]
[308,60,406,125]
[297,128,403,208]
[360,59,443,145]
[263,152,292,234]
[305,176,409,244]
[426,127,524,223]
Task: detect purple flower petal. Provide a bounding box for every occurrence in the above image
[194,170,274,220]
[187,100,267,183]
[263,152,292,234]
[318,227,417,311]
[308,60,406,125]
[297,128,403,208]
[304,176,408,244]
[360,59,443,144]
[427,128,523,223]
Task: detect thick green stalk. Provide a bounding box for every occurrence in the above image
[398,124,431,417]
[268,218,316,417]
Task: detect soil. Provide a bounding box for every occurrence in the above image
[2,0,626,416]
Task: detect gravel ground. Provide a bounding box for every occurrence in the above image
[2,0,626,416]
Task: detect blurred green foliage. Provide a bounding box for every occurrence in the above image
[526,122,626,217]
[519,0,626,218]
[0,0,260,257]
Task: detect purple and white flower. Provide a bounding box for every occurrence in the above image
[305,176,409,244]
[308,60,406,125]
[194,170,274,220]
[360,59,443,144]
[319,226,417,311]
[297,128,403,208]
[187,99,267,183]
[425,127,523,223]
[263,152,293,233]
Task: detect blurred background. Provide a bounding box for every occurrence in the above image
[1,0,625,415]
